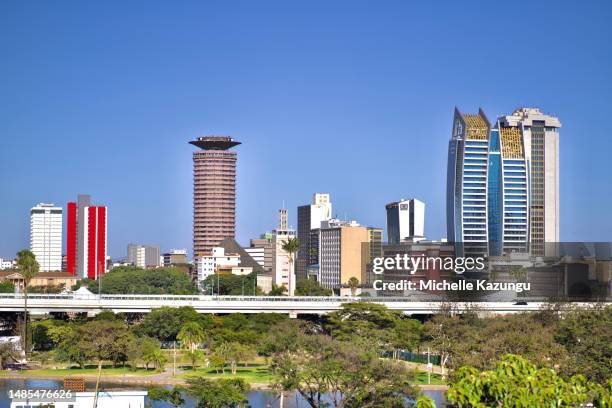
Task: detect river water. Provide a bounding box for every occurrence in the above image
[0,378,447,407]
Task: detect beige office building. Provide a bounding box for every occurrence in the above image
[319,220,381,290]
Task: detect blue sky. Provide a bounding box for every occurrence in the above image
[1,1,611,259]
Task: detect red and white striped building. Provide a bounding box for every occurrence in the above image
[66,194,107,279]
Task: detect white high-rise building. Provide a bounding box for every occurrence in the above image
[385,198,425,243]
[30,203,63,272]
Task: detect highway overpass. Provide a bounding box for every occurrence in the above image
[0,293,594,316]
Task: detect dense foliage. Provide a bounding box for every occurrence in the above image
[75,266,197,295]
[201,273,261,296]
[0,280,15,293]
[295,278,333,296]
[13,302,611,407]
[266,319,420,408]
[422,303,612,384]
[448,354,611,407]
[324,302,422,352]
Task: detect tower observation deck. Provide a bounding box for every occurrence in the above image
[189,136,241,150]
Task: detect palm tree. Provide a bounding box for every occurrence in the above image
[347,277,360,296]
[16,249,39,357]
[281,238,300,296]
[177,322,206,370]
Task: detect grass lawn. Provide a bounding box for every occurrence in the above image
[413,371,445,385]
[176,364,444,386]
[0,366,160,377]
[178,364,273,383]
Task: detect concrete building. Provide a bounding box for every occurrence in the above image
[0,258,16,270]
[248,236,274,271]
[245,246,265,267]
[197,247,243,281]
[271,209,296,293]
[385,198,425,243]
[162,249,188,266]
[127,244,161,268]
[29,203,63,272]
[66,195,108,279]
[318,219,382,290]
[296,193,332,279]
[1,270,78,292]
[189,136,240,269]
[446,107,560,257]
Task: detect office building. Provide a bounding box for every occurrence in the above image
[385,198,425,243]
[30,203,63,272]
[197,247,244,281]
[498,108,560,256]
[271,209,296,294]
[296,193,332,279]
[127,244,161,268]
[162,249,188,266]
[245,246,265,267]
[66,194,107,279]
[0,258,16,270]
[446,107,560,257]
[247,236,274,272]
[189,136,240,267]
[318,219,382,290]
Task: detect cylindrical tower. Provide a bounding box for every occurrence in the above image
[189,136,241,268]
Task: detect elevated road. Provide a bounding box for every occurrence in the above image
[0,293,595,315]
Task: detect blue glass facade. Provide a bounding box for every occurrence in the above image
[487,130,502,255]
[447,109,531,257]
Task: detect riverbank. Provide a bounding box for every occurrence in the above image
[0,370,448,391]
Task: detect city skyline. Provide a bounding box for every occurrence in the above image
[2,1,612,258]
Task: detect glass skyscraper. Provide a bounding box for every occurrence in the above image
[446,107,560,257]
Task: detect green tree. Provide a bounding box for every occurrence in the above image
[134,307,212,341]
[415,396,436,408]
[0,280,15,293]
[447,354,611,407]
[271,332,419,408]
[126,336,166,370]
[225,342,256,375]
[423,311,568,378]
[281,238,300,296]
[86,266,197,295]
[268,284,287,296]
[346,276,360,296]
[31,319,73,351]
[56,319,136,407]
[16,249,39,356]
[295,278,332,296]
[554,304,612,384]
[201,273,261,296]
[185,377,250,408]
[148,387,185,407]
[325,303,422,353]
[177,321,207,369]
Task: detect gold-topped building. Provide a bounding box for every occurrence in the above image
[447,107,560,257]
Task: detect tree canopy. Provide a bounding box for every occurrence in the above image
[76,266,197,295]
[448,354,612,407]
